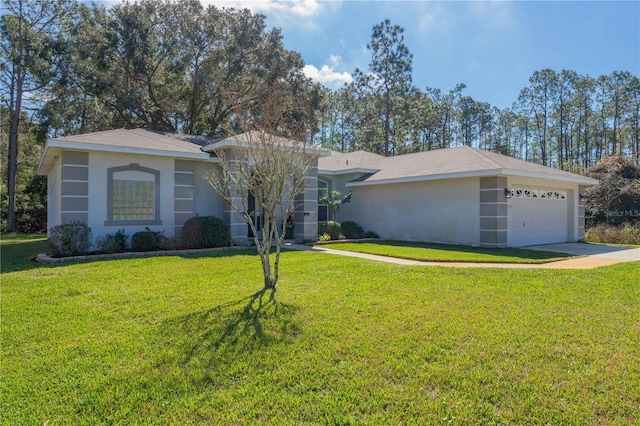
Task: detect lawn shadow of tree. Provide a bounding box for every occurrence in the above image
[161,288,302,370]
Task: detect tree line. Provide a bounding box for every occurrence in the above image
[2,1,638,232]
[1,0,323,231]
[318,20,640,172]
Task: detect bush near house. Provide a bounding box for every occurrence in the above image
[318,221,342,240]
[131,229,177,252]
[318,221,379,241]
[130,231,157,252]
[48,222,92,257]
[181,215,231,249]
[318,233,331,242]
[340,220,364,239]
[96,229,128,253]
[584,156,640,227]
[585,223,640,245]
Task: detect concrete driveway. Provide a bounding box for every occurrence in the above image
[525,242,640,259]
[523,243,640,269]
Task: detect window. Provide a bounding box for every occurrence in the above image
[513,187,567,201]
[318,178,330,222]
[105,164,161,226]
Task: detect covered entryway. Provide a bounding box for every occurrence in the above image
[510,188,570,247]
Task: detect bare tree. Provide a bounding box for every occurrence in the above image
[202,89,319,289]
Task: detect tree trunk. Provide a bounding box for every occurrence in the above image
[6,70,25,233]
[384,89,391,156]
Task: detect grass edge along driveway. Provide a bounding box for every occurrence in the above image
[316,240,577,264]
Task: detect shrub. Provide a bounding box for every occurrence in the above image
[363,230,380,239]
[156,234,176,250]
[340,220,364,239]
[585,223,640,245]
[318,221,341,240]
[131,230,161,252]
[48,222,92,257]
[318,233,331,242]
[181,216,231,249]
[584,156,640,227]
[96,229,128,253]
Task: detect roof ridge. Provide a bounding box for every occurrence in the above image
[132,129,203,149]
[464,146,503,168]
[56,128,127,140]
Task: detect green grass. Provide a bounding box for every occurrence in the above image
[1,232,50,273]
[321,240,577,263]
[2,234,639,424]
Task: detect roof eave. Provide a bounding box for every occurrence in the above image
[346,169,500,187]
[501,169,599,185]
[37,139,215,175]
[346,168,599,187]
[318,167,380,176]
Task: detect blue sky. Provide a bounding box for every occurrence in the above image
[211,0,639,110]
[86,1,639,109]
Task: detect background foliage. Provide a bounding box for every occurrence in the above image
[2,0,638,234]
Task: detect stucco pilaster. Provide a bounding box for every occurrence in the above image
[174,160,195,240]
[479,176,508,247]
[61,151,89,224]
[578,185,586,240]
[294,165,318,243]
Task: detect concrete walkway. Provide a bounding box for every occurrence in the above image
[284,242,640,270]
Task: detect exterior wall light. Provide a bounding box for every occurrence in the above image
[505,189,513,198]
[579,193,586,202]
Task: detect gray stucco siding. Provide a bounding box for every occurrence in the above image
[62,166,89,181]
[62,181,88,196]
[479,203,508,217]
[174,172,194,186]
[61,197,89,212]
[62,151,89,165]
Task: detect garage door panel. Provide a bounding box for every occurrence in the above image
[510,190,569,247]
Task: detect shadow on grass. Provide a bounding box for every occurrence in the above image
[1,233,52,274]
[162,288,301,368]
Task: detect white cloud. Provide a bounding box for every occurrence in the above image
[303,63,353,88]
[329,54,341,67]
[204,0,325,25]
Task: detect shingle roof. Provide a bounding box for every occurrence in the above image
[318,150,384,172]
[201,130,318,153]
[319,146,598,185]
[52,129,209,154]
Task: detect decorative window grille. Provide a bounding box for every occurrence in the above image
[513,188,567,201]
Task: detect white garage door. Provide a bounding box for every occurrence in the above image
[510,188,569,247]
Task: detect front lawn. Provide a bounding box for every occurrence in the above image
[1,233,50,273]
[321,240,577,263]
[2,235,639,424]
